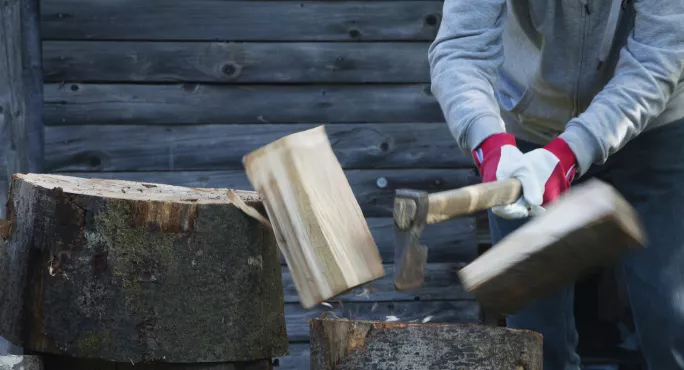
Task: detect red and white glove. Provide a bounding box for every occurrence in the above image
[473,133,577,219]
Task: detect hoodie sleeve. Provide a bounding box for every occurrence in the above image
[427,0,508,153]
[559,0,684,176]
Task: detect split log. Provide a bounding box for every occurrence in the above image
[0,173,288,363]
[309,318,542,370]
[0,355,43,370]
[243,125,384,309]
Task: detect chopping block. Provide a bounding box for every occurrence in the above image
[309,318,542,370]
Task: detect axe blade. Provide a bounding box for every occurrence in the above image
[393,189,429,291]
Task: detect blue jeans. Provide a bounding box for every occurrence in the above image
[489,120,684,370]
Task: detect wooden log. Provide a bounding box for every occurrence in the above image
[41,355,272,370]
[0,174,288,363]
[0,0,44,356]
[42,41,431,84]
[41,1,442,41]
[43,84,443,125]
[309,318,542,369]
[44,124,470,172]
[243,125,384,309]
[0,355,43,370]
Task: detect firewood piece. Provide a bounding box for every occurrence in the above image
[0,355,43,370]
[458,178,645,316]
[309,318,542,370]
[243,125,385,309]
[0,174,287,363]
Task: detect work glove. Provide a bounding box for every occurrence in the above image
[473,133,577,219]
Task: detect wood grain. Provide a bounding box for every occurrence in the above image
[243,126,384,309]
[0,174,288,362]
[0,0,44,218]
[56,169,480,218]
[282,263,473,303]
[285,301,480,342]
[42,41,431,83]
[41,0,442,41]
[43,84,443,125]
[309,318,542,369]
[44,124,470,172]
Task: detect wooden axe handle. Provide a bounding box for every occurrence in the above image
[426,178,522,224]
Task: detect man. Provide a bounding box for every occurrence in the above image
[428,0,684,369]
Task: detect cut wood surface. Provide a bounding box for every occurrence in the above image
[44,84,443,125]
[282,263,473,303]
[43,41,431,83]
[459,179,646,316]
[285,301,480,342]
[41,0,442,41]
[44,124,469,172]
[0,355,43,370]
[244,126,384,309]
[309,318,542,369]
[56,169,480,218]
[0,174,287,363]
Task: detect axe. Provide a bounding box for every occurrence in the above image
[393,178,645,316]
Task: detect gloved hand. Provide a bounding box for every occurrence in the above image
[473,134,577,219]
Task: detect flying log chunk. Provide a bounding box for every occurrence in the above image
[309,318,542,369]
[0,173,288,363]
[243,125,385,309]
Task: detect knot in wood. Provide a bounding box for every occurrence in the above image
[220,61,242,80]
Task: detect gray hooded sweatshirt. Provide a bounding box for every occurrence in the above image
[428,0,684,176]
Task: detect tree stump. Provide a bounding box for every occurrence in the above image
[0,174,288,363]
[309,318,542,370]
[0,355,43,370]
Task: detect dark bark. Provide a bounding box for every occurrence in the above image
[309,318,542,370]
[0,174,288,363]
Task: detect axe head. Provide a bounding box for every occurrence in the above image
[393,189,430,291]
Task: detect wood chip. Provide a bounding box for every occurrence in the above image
[226,189,272,229]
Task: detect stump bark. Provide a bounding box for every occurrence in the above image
[309,318,542,370]
[0,174,288,363]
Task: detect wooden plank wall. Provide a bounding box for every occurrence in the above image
[39,0,486,367]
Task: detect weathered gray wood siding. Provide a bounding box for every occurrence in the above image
[39,0,485,367]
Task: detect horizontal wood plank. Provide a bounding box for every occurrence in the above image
[44,84,443,125]
[41,1,442,41]
[58,169,480,218]
[284,301,480,342]
[45,124,471,171]
[43,41,431,83]
[282,263,473,303]
[275,343,310,370]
